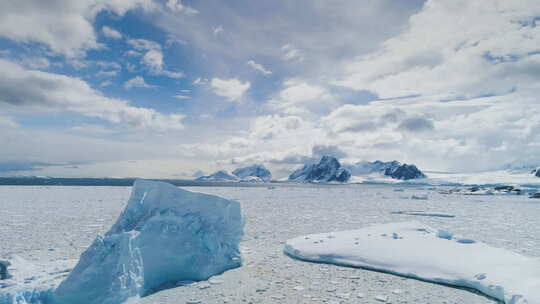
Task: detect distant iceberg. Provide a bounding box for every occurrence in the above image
[285,222,540,304]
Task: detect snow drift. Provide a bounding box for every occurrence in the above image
[284,222,540,304]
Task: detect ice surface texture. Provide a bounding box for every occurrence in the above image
[54,179,244,304]
[285,222,540,304]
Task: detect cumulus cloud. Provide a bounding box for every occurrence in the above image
[210,78,250,102]
[0,0,155,57]
[268,79,334,115]
[281,44,303,61]
[0,115,18,129]
[213,25,224,36]
[128,38,184,78]
[335,0,540,100]
[174,95,191,100]
[124,76,156,89]
[0,59,184,131]
[246,60,272,75]
[398,117,434,132]
[166,0,198,15]
[20,57,50,69]
[101,26,123,39]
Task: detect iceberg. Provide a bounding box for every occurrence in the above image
[52,179,244,304]
[284,222,540,304]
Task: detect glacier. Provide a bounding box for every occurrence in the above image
[285,222,540,304]
[1,180,243,304]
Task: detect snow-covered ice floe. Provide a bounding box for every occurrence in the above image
[1,179,244,304]
[284,222,540,304]
[0,256,75,304]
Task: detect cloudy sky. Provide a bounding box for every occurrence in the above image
[0,0,539,178]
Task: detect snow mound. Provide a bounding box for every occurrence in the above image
[54,179,244,304]
[289,156,351,183]
[284,222,540,304]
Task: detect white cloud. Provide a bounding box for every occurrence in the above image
[192,77,208,85]
[268,79,334,115]
[71,124,113,135]
[128,38,184,78]
[101,26,123,39]
[210,78,251,102]
[100,80,114,87]
[166,0,198,15]
[213,25,224,36]
[279,80,327,104]
[335,0,540,100]
[246,60,272,75]
[142,49,184,78]
[0,59,183,131]
[281,44,303,61]
[127,38,161,51]
[0,0,155,57]
[0,115,18,129]
[96,70,118,78]
[20,57,50,69]
[174,95,191,100]
[124,76,156,89]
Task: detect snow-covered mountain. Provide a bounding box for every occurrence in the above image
[347,160,426,180]
[196,164,272,182]
[531,168,540,178]
[232,164,272,181]
[289,156,351,183]
[196,170,239,182]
